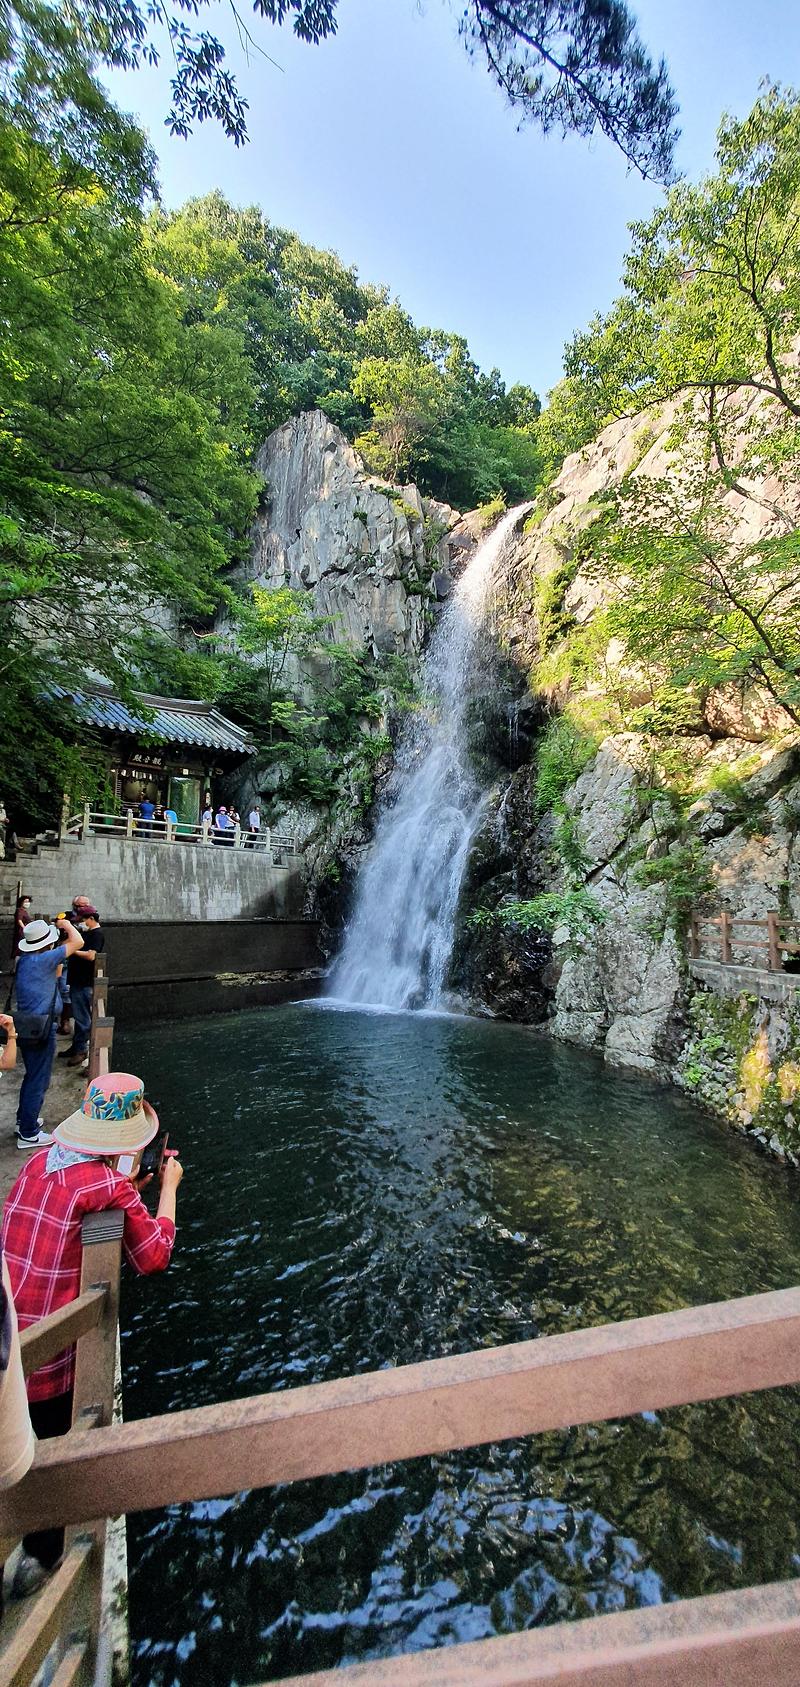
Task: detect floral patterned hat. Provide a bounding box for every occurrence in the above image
[53,1072,159,1154]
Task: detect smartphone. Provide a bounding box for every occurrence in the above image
[140,1132,169,1180]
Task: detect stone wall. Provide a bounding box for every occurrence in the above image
[0,834,305,923]
[675,969,800,1164]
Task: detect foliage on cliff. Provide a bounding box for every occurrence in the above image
[529,86,800,740]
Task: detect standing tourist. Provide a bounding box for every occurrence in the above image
[2,1071,183,1595]
[13,918,84,1149]
[11,893,31,960]
[247,804,261,849]
[138,793,155,838]
[58,905,104,1070]
[214,805,233,846]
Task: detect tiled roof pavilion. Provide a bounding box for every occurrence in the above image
[53,686,254,757]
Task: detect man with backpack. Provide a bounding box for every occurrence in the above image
[13,917,84,1149]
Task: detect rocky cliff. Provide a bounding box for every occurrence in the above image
[453,404,800,1163]
[239,409,473,658]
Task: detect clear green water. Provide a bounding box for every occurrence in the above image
[118,1003,800,1685]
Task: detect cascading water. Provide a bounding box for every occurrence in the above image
[328,505,528,1010]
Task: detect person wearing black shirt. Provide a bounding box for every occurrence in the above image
[59,906,105,1069]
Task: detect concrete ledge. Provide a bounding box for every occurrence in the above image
[690,959,800,1002]
[111,972,323,1022]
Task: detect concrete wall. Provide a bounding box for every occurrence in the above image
[0,833,305,922]
[105,919,324,1021]
[102,919,322,982]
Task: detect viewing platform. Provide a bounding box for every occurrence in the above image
[689,910,800,997]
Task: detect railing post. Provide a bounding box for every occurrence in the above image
[201,819,211,846]
[65,1209,124,1678]
[166,818,174,844]
[263,825,272,864]
[126,808,134,840]
[767,910,782,972]
[88,958,114,1082]
[82,802,91,841]
[720,910,732,965]
[689,913,700,959]
[233,821,241,850]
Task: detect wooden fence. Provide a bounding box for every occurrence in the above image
[690,909,800,971]
[0,959,122,1687]
[2,1278,800,1682]
[2,955,800,1683]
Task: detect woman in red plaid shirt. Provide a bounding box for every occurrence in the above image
[2,1071,183,1597]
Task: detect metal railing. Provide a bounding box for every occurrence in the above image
[64,808,299,862]
[690,909,800,971]
[2,1275,800,1683]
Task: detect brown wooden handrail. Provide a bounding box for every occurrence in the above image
[282,1576,800,1686]
[19,1286,107,1376]
[0,1540,93,1687]
[689,907,800,970]
[2,1284,799,1539]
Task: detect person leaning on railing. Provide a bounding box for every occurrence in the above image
[1,1071,183,1599]
[0,1248,36,1619]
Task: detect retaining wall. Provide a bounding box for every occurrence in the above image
[0,833,304,922]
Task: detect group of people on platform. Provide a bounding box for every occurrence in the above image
[201,801,262,846]
[1,890,184,1607]
[133,791,263,846]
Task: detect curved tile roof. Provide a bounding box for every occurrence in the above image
[52,686,254,755]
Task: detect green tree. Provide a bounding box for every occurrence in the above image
[565,87,800,730]
[216,585,327,743]
[3,0,675,160]
[462,0,677,180]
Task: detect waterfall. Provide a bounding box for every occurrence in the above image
[328,505,528,1011]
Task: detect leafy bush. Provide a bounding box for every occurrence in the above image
[534,716,598,815]
[468,889,604,943]
[475,494,507,531]
[634,841,715,932]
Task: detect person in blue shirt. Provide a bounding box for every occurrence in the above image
[138,795,155,838]
[14,918,83,1149]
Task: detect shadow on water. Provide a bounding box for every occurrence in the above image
[117,1004,800,1685]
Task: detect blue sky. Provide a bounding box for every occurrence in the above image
[105,0,800,398]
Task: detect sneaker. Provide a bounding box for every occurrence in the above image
[57,1047,76,1059]
[66,1051,88,1067]
[11,1550,59,1599]
[16,1127,52,1150]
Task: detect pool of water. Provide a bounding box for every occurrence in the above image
[118,1002,800,1685]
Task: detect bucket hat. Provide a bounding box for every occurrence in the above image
[17,919,59,953]
[53,1072,159,1155]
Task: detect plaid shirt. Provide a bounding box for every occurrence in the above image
[2,1153,176,1401]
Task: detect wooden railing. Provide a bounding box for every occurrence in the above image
[2,1212,123,1687]
[64,809,298,860]
[690,909,800,971]
[3,958,799,1683]
[2,1281,800,1684]
[0,961,121,1687]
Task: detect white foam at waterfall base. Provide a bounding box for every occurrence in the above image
[328,506,529,1011]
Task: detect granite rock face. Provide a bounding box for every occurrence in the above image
[240,409,465,659]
